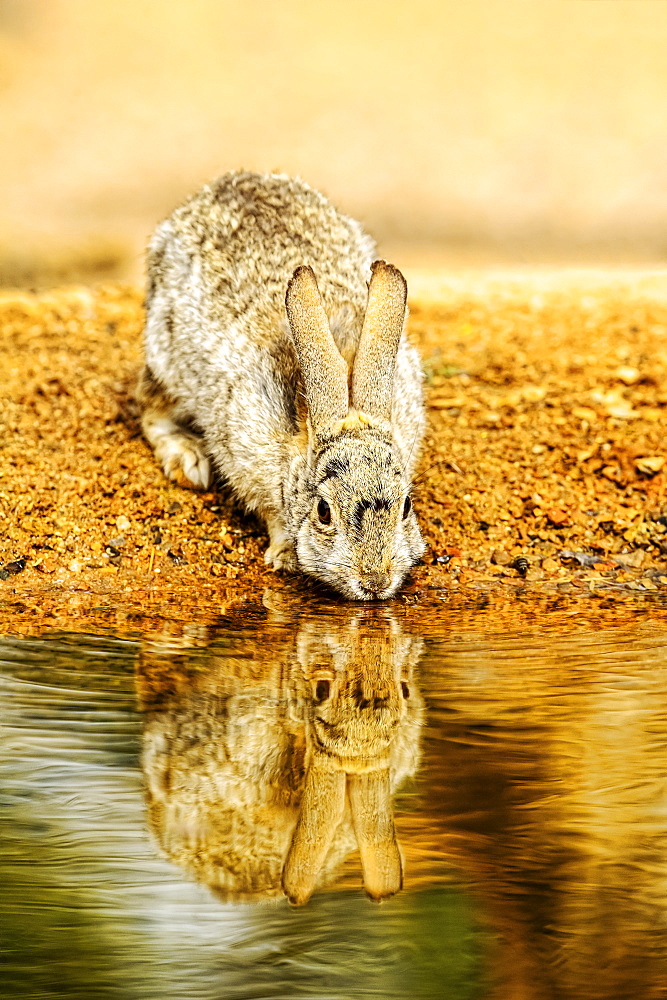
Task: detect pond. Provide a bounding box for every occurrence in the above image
[2,594,667,999]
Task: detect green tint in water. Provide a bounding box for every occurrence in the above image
[1,600,666,999]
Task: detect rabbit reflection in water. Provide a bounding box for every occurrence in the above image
[138,602,424,904]
[138,172,425,599]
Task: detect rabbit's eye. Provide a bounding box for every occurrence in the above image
[401,682,410,699]
[315,679,330,703]
[317,498,332,525]
[402,496,412,519]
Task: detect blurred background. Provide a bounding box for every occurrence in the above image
[1,0,667,287]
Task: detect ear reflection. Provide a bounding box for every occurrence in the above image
[136,598,424,905]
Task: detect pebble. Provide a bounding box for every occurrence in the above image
[615,365,640,385]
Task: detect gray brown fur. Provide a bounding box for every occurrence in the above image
[139,171,425,599]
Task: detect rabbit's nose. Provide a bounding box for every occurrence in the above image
[352,681,390,710]
[360,571,391,594]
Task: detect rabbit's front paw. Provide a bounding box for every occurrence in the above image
[155,432,212,490]
[264,540,298,572]
[264,514,298,571]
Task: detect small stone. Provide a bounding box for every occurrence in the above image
[166,547,187,566]
[491,548,512,566]
[508,497,524,518]
[544,507,569,527]
[602,465,622,483]
[116,515,131,532]
[523,385,547,402]
[3,558,27,576]
[603,396,638,419]
[615,365,640,385]
[635,456,664,475]
[620,550,645,569]
[573,406,597,422]
[34,557,57,574]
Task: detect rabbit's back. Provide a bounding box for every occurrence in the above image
[143,172,381,467]
[147,172,376,354]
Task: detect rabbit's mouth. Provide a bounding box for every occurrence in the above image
[358,586,392,601]
[355,577,401,601]
[313,715,397,760]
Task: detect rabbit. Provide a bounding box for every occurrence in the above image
[138,597,424,904]
[137,171,425,600]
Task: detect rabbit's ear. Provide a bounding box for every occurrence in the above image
[347,769,403,901]
[285,266,349,437]
[282,767,346,905]
[351,260,407,421]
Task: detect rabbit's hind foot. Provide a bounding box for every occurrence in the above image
[153,426,211,490]
[137,366,212,490]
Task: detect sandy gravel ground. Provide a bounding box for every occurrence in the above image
[1,270,667,634]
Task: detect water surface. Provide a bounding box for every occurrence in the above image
[2,599,666,999]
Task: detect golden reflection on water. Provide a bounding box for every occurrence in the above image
[136,594,425,906]
[414,625,667,1000]
[3,596,667,998]
[137,602,667,997]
